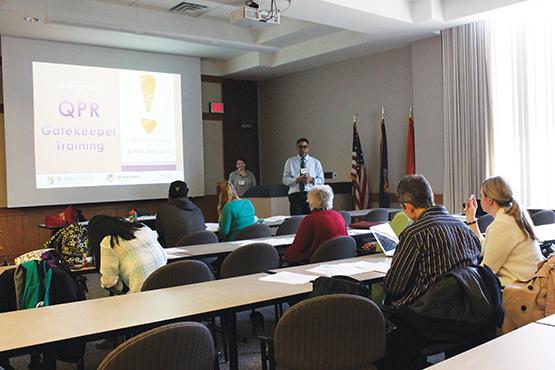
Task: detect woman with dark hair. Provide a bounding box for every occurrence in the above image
[216,180,256,241]
[465,176,544,286]
[228,158,257,196]
[88,215,167,293]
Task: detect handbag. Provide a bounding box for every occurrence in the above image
[44,206,80,228]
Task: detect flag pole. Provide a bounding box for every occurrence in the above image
[409,105,413,118]
[381,106,385,121]
[353,112,358,126]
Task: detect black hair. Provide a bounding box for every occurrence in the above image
[396,174,434,209]
[236,158,247,164]
[296,138,309,145]
[88,215,143,248]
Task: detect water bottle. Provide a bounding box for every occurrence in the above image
[129,209,138,223]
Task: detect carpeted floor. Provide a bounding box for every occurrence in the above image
[6,273,276,370]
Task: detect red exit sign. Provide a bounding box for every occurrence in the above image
[209,102,224,113]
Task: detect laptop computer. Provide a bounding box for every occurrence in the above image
[370,223,399,257]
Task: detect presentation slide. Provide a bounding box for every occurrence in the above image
[33,62,184,189]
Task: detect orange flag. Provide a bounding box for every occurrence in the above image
[406,107,415,175]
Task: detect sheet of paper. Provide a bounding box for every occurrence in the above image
[307,263,365,276]
[165,247,190,258]
[263,215,290,223]
[205,223,219,232]
[232,237,294,247]
[348,229,372,236]
[306,260,391,276]
[259,271,318,285]
[351,260,391,274]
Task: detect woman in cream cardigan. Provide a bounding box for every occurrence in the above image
[465,176,544,286]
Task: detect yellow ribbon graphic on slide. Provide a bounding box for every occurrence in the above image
[140,74,156,112]
[141,119,157,134]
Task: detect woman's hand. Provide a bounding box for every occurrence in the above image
[465,194,478,221]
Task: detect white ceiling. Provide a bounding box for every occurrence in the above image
[0,0,531,79]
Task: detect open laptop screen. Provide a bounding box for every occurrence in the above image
[370,223,399,256]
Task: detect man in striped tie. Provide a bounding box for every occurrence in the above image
[282,138,324,215]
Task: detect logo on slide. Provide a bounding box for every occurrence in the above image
[140,74,156,112]
[140,74,157,134]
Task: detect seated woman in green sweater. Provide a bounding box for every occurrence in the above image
[217,180,256,241]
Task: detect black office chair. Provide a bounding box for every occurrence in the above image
[275,216,304,236]
[260,294,386,370]
[177,230,219,266]
[220,243,280,278]
[531,210,555,226]
[363,208,389,222]
[309,236,357,263]
[177,230,219,246]
[235,223,272,240]
[98,322,216,370]
[477,214,495,231]
[141,260,214,291]
[339,211,352,228]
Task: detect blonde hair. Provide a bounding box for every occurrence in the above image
[481,176,537,241]
[307,185,334,211]
[217,180,239,219]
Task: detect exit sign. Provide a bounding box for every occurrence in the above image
[209,102,224,113]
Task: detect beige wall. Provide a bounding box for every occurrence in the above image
[258,37,444,194]
[201,81,224,195]
[411,36,444,193]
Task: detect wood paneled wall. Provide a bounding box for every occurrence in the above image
[0,196,218,264]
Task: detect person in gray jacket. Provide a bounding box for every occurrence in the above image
[156,181,206,247]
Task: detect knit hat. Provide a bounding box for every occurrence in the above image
[169,181,189,199]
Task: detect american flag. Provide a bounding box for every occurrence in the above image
[351,119,370,209]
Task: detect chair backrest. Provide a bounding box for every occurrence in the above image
[177,230,219,246]
[274,294,386,370]
[339,211,352,228]
[220,243,280,278]
[309,236,357,263]
[235,223,272,240]
[141,260,214,292]
[363,208,389,222]
[531,209,555,226]
[98,322,215,370]
[478,214,495,231]
[276,216,305,236]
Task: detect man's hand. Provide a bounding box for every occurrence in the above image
[296,175,312,184]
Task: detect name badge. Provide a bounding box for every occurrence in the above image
[238,180,246,186]
[300,168,309,175]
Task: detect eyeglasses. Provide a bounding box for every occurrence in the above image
[298,145,309,149]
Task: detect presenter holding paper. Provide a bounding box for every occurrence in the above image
[282,138,324,215]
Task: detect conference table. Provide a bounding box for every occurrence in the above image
[426,321,555,370]
[164,228,374,260]
[0,253,389,370]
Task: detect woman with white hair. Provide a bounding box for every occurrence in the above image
[284,185,348,265]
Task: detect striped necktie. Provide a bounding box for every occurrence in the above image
[300,157,306,192]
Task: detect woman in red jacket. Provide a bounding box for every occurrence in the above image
[284,185,348,265]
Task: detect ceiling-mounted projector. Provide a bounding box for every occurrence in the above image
[231,6,280,30]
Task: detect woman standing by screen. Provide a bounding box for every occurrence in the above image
[228,158,257,197]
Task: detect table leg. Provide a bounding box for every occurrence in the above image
[223,311,238,370]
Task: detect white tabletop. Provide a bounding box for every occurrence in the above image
[165,229,373,259]
[536,313,555,327]
[0,271,314,354]
[426,323,555,370]
[346,208,401,217]
[534,223,555,243]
